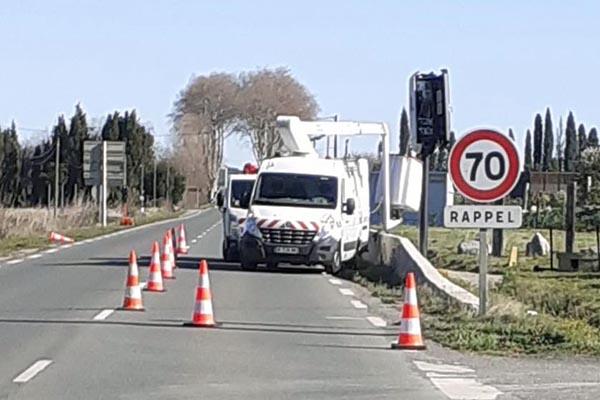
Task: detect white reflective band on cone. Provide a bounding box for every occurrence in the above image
[400,317,422,335]
[199,277,210,289]
[195,300,213,315]
[405,289,418,305]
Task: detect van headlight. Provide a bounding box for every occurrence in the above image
[243,216,262,239]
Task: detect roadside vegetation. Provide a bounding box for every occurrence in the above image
[350,225,600,355]
[0,205,185,258]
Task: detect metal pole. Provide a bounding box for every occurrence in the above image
[381,126,391,232]
[60,182,65,210]
[565,182,576,253]
[333,114,338,158]
[153,158,157,208]
[166,163,170,206]
[549,228,554,270]
[47,183,51,210]
[479,228,488,316]
[102,141,107,227]
[54,136,60,218]
[140,163,145,211]
[419,153,429,256]
[596,226,599,271]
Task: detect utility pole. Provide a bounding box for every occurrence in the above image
[54,136,60,218]
[153,158,157,208]
[140,163,145,212]
[166,163,170,206]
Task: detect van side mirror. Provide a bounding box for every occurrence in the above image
[216,192,224,208]
[344,198,356,215]
[240,192,251,209]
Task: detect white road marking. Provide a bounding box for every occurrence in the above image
[191,239,197,244]
[328,278,342,285]
[72,241,82,246]
[429,377,502,400]
[60,244,73,249]
[6,259,24,265]
[44,248,58,254]
[366,316,387,327]
[26,254,42,260]
[350,300,367,309]
[325,316,364,321]
[414,361,474,374]
[414,361,501,400]
[339,288,355,296]
[140,281,147,290]
[93,309,114,321]
[13,360,53,383]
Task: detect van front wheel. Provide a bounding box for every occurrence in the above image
[325,249,342,276]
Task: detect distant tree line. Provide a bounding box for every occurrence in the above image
[522,108,598,173]
[0,104,185,208]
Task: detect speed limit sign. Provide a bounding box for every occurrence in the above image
[448,129,520,203]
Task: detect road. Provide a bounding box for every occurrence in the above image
[0,208,447,400]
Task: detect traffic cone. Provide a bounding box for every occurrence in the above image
[161,231,175,279]
[145,241,166,292]
[169,227,177,269]
[391,272,426,350]
[176,224,189,255]
[121,250,144,311]
[49,231,74,244]
[187,260,216,327]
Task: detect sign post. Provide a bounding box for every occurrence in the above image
[445,129,521,316]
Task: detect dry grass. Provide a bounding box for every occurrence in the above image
[0,204,97,239]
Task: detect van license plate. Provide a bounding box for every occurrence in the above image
[274,246,300,255]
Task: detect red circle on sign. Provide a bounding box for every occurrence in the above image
[449,129,520,203]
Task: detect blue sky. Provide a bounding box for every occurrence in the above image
[1,0,598,167]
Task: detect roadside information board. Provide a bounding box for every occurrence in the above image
[445,129,522,316]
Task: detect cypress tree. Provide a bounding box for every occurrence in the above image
[543,108,554,171]
[564,112,578,172]
[66,104,89,202]
[508,128,515,141]
[524,130,533,171]
[533,113,543,170]
[578,123,587,152]
[588,128,599,148]
[101,112,120,141]
[0,123,22,206]
[399,107,410,156]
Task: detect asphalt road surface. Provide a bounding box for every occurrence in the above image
[0,208,448,400]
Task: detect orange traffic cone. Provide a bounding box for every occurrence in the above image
[169,228,177,269]
[187,260,216,327]
[145,241,166,292]
[176,224,189,255]
[391,272,426,350]
[49,231,74,244]
[161,231,175,279]
[121,250,145,311]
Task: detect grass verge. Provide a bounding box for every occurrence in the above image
[348,261,600,356]
[0,208,189,258]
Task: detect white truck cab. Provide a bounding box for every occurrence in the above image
[217,174,256,262]
[240,156,370,273]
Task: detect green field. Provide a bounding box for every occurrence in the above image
[351,225,600,355]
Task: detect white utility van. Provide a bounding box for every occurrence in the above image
[217,174,256,262]
[239,118,370,274]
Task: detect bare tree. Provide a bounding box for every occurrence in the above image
[238,68,319,161]
[171,73,239,200]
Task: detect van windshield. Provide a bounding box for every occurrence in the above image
[254,173,337,209]
[230,180,254,209]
